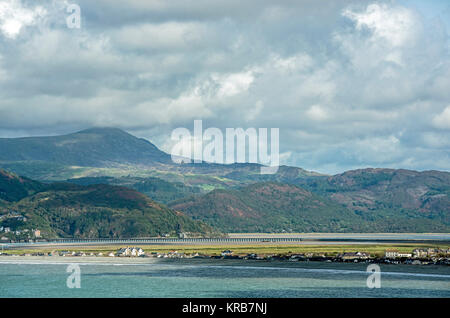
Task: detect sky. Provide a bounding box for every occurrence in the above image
[0,0,449,174]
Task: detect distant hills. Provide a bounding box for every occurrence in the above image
[0,128,319,184]
[0,128,449,235]
[296,168,450,226]
[169,181,449,233]
[0,169,217,239]
[169,182,365,233]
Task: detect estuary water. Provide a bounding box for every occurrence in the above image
[0,258,449,298]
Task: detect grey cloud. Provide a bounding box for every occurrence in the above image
[0,0,449,174]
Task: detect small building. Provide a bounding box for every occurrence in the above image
[116,247,129,256]
[221,250,233,257]
[339,251,370,260]
[385,250,399,258]
[33,230,41,238]
[116,247,145,257]
[130,247,145,257]
[413,248,438,258]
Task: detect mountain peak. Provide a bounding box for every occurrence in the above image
[0,127,170,167]
[75,127,130,136]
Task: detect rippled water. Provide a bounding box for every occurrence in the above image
[0,259,449,297]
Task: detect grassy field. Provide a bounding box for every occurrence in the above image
[3,242,449,257]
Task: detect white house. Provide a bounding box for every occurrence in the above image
[385,250,398,258]
[130,247,145,256]
[386,250,412,258]
[116,247,145,257]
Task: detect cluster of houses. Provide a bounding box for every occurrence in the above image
[385,248,450,259]
[0,212,42,240]
[334,249,450,262]
[114,247,145,257]
[385,250,412,258]
[3,245,449,266]
[0,212,27,222]
[412,248,450,258]
[153,251,204,258]
[338,251,371,260]
[212,249,450,263]
[0,226,40,240]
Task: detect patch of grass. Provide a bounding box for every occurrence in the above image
[4,243,448,257]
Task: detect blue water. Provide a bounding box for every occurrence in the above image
[0,259,449,297]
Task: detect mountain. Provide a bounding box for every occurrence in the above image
[0,169,216,239]
[0,128,322,188]
[170,182,368,233]
[170,181,449,233]
[0,127,171,167]
[1,128,449,234]
[296,168,450,225]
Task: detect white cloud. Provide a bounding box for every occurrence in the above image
[212,70,255,98]
[0,0,46,39]
[245,100,263,122]
[306,105,328,121]
[342,3,417,47]
[112,22,209,52]
[272,54,313,73]
[433,106,450,130]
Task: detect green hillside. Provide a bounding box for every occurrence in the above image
[0,170,217,239]
[170,182,362,233]
[1,129,449,235]
[296,168,450,226]
[0,169,46,202]
[170,182,449,233]
[66,176,202,205]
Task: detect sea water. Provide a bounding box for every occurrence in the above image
[0,258,449,297]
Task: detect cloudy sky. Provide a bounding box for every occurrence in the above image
[0,0,449,174]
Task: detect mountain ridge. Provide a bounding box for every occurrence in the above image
[0,127,171,167]
[169,181,449,233]
[0,128,448,235]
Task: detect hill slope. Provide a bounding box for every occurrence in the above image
[170,181,449,233]
[297,168,450,225]
[0,170,216,239]
[0,169,45,202]
[170,182,366,232]
[1,129,448,234]
[66,176,202,205]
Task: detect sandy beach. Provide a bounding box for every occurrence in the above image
[0,255,161,265]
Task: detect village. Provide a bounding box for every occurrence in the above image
[0,211,42,241]
[1,246,449,266]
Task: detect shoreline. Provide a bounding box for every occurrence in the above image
[1,254,449,267]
